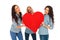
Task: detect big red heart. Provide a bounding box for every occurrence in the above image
[22,12,44,33]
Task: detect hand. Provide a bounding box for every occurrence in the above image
[42,22,50,29]
[21,21,25,26]
[17,26,21,28]
[42,22,45,26]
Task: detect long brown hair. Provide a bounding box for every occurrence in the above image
[11,5,22,24]
[45,6,54,23]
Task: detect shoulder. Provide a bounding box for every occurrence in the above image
[44,14,49,19]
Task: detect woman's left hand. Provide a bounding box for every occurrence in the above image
[42,22,50,29]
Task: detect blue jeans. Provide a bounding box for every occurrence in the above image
[40,35,49,40]
[10,31,23,40]
[25,33,36,40]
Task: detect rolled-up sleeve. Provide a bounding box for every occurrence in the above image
[49,19,54,29]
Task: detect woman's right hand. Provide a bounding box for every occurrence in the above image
[16,26,21,28]
[16,24,25,28]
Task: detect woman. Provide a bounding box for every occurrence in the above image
[38,6,54,40]
[10,5,23,40]
[25,6,36,40]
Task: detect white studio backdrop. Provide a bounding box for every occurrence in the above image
[0,0,60,40]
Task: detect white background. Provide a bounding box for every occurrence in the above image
[0,0,60,40]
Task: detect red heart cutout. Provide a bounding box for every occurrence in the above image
[22,12,44,33]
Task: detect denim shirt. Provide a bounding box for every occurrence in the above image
[10,14,22,33]
[38,14,54,35]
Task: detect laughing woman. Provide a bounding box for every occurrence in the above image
[10,5,23,40]
[25,6,36,40]
[38,6,54,40]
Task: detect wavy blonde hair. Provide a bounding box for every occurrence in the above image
[27,6,34,13]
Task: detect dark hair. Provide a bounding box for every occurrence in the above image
[45,6,54,23]
[11,5,22,24]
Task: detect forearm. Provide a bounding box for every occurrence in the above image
[43,24,50,29]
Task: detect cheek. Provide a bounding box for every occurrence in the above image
[18,8,20,11]
[45,10,49,14]
[16,8,20,12]
[29,9,32,12]
[46,11,49,13]
[15,8,18,12]
[47,11,49,13]
[28,9,31,12]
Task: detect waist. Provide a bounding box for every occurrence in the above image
[38,26,49,35]
[25,28,34,34]
[10,26,21,33]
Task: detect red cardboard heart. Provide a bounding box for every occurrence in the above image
[22,12,44,33]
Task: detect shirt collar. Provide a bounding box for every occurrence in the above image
[16,14,19,18]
